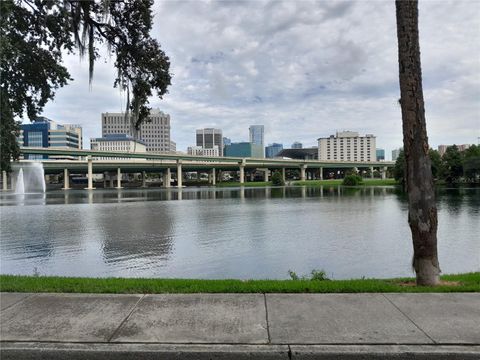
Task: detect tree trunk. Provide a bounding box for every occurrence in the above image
[395,0,440,286]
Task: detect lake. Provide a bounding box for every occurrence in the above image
[1,186,478,279]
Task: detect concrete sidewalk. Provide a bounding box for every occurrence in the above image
[1,292,479,359]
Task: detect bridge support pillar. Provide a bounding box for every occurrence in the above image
[177,160,183,188]
[85,156,95,190]
[320,167,323,180]
[210,168,216,185]
[300,165,306,181]
[381,166,387,180]
[116,168,123,189]
[109,174,114,188]
[282,168,286,183]
[264,169,269,182]
[62,169,70,190]
[2,170,7,191]
[163,168,171,188]
[141,171,147,188]
[239,160,245,184]
[370,166,374,179]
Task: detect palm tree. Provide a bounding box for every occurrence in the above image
[395,0,440,286]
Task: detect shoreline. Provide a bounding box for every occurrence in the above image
[1,272,478,294]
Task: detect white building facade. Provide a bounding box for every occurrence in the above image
[196,128,223,156]
[101,109,172,153]
[187,145,220,157]
[90,134,146,159]
[318,131,376,162]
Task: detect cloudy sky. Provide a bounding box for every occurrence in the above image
[40,0,480,159]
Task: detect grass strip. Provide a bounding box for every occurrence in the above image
[215,181,271,187]
[214,179,398,187]
[292,179,399,186]
[1,273,478,294]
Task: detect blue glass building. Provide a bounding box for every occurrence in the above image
[265,143,283,158]
[225,142,264,158]
[376,148,385,161]
[18,117,82,159]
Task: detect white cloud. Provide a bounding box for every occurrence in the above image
[40,0,480,159]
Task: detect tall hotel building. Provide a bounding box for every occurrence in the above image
[317,131,376,162]
[101,109,174,153]
[196,128,223,156]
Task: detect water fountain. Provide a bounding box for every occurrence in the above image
[14,162,46,194]
[15,169,25,194]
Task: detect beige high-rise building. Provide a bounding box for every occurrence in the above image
[101,109,172,153]
[438,144,471,156]
[318,131,376,162]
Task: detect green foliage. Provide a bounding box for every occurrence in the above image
[310,269,329,281]
[429,149,443,179]
[271,171,285,186]
[1,1,73,120]
[288,270,299,281]
[288,269,329,281]
[442,145,464,184]
[393,147,480,186]
[463,145,480,182]
[0,88,20,173]
[342,174,363,186]
[0,0,171,171]
[393,150,406,186]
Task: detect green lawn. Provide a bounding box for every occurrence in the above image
[1,273,478,294]
[213,179,398,187]
[216,181,271,187]
[292,179,398,186]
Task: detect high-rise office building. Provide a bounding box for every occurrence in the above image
[102,109,172,153]
[18,117,82,159]
[196,128,223,156]
[376,148,385,161]
[265,143,283,158]
[291,141,303,149]
[317,131,376,162]
[249,125,264,146]
[249,125,264,158]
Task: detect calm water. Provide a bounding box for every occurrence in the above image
[1,186,479,279]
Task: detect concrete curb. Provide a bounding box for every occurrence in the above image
[1,343,480,360]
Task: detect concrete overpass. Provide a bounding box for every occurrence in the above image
[3,147,395,190]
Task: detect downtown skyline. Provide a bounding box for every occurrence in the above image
[26,0,479,159]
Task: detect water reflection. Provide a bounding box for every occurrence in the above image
[1,186,479,279]
[97,203,174,271]
[1,185,446,206]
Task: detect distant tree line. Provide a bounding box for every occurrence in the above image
[394,144,480,186]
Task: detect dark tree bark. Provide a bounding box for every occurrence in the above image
[395,0,440,286]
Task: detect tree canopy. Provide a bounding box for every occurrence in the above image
[394,145,480,186]
[0,0,171,172]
